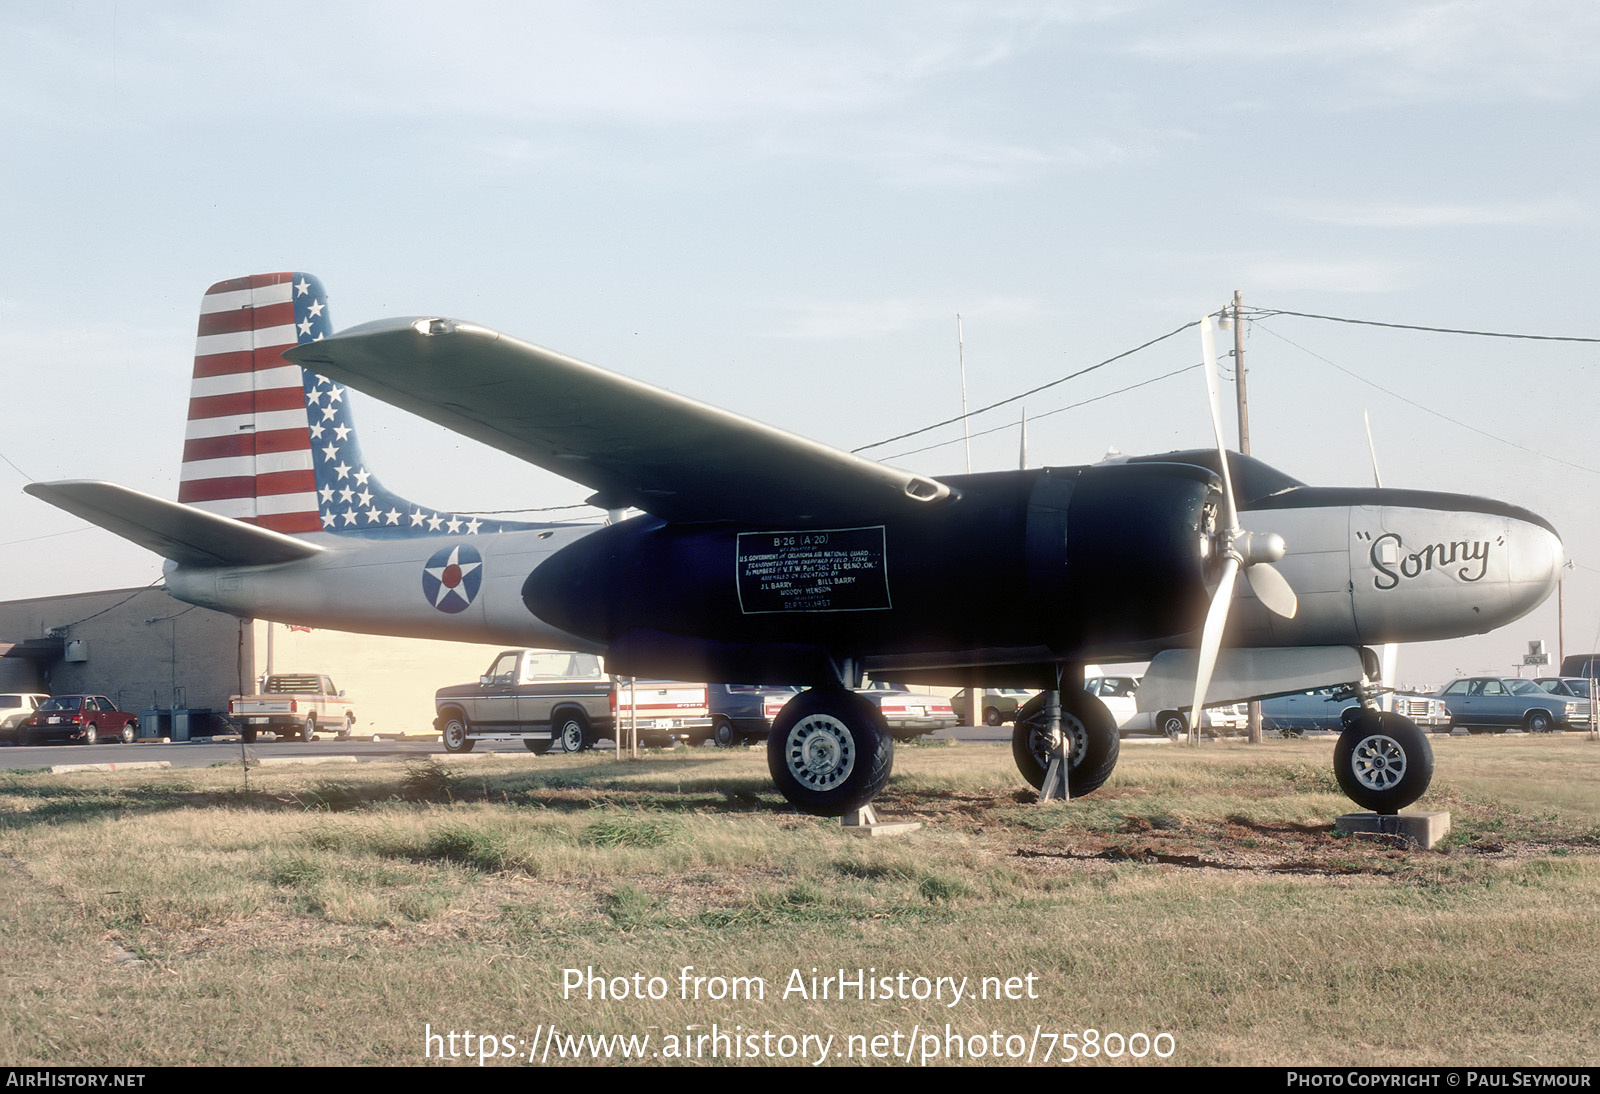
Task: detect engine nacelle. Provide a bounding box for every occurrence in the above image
[521,462,1220,684]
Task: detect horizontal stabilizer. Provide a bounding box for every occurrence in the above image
[25,481,325,568]
[288,318,951,525]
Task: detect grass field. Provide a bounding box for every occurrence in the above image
[1,734,1597,1067]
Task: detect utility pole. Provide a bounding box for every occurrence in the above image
[1230,290,1263,746]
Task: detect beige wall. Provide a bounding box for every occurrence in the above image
[251,622,515,735]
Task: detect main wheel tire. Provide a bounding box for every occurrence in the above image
[983,706,1003,727]
[1011,690,1120,797]
[241,727,258,744]
[1157,710,1187,741]
[439,711,475,753]
[713,718,740,748]
[118,723,135,744]
[1524,709,1554,734]
[767,689,894,817]
[298,717,316,742]
[526,738,553,755]
[83,723,98,745]
[556,712,590,753]
[1334,711,1433,815]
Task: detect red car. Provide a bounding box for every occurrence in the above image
[19,695,139,746]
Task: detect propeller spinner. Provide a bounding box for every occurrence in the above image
[1188,316,1298,737]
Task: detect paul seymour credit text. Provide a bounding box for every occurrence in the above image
[423,965,1178,1065]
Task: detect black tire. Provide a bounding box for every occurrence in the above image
[983,706,1003,727]
[526,738,553,755]
[439,710,476,753]
[1156,709,1187,741]
[118,723,135,745]
[338,715,354,740]
[713,718,740,748]
[298,717,316,742]
[241,726,258,744]
[555,712,590,753]
[1524,709,1554,734]
[1011,690,1120,797]
[1334,711,1433,815]
[767,689,894,817]
[82,723,98,746]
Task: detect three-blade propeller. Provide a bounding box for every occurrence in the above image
[1187,316,1298,737]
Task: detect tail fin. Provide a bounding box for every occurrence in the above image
[179,273,538,538]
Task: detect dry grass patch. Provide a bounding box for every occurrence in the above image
[0,737,1596,1066]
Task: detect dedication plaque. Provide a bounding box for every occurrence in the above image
[736,526,891,614]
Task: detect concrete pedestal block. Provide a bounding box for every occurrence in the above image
[1335,810,1450,849]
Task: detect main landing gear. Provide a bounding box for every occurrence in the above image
[1011,688,1120,800]
[766,687,894,817]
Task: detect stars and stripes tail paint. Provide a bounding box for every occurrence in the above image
[177,273,541,539]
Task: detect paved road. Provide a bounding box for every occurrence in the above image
[2,720,1260,772]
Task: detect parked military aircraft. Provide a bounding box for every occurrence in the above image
[26,273,1563,817]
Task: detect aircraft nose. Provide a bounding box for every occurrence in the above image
[1348,495,1563,643]
[1509,517,1564,614]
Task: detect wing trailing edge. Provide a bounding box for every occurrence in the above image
[287,318,952,525]
[25,481,325,569]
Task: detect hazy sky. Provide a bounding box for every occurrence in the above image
[3,1,1597,685]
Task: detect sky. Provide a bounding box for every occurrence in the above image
[2,1,1597,687]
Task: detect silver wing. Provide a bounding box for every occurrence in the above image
[286,318,951,524]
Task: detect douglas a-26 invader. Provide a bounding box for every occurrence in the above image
[28,273,1563,817]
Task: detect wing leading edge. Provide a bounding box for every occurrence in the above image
[286,318,951,525]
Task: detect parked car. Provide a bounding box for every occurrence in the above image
[708,684,800,746]
[0,693,49,744]
[1083,675,1242,738]
[19,695,139,746]
[1535,676,1597,699]
[947,688,1034,726]
[854,680,958,740]
[1433,676,1590,734]
[1257,689,1450,735]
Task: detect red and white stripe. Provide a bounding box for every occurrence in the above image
[177,273,320,533]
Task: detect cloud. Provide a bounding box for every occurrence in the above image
[1130,0,1600,105]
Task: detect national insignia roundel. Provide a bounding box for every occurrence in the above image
[421,544,484,614]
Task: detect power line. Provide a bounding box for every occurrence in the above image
[853,319,1201,454]
[1248,307,1600,344]
[878,363,1200,462]
[1253,321,1600,478]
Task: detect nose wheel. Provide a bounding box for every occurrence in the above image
[1334,710,1433,814]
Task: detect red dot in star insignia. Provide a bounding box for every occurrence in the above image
[442,563,462,588]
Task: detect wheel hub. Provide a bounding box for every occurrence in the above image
[786,715,855,791]
[1028,712,1087,770]
[1350,733,1406,791]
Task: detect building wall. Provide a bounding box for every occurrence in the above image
[0,587,247,714]
[0,588,526,735]
[249,621,512,734]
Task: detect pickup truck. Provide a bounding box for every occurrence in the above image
[229,674,356,742]
[434,649,714,753]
